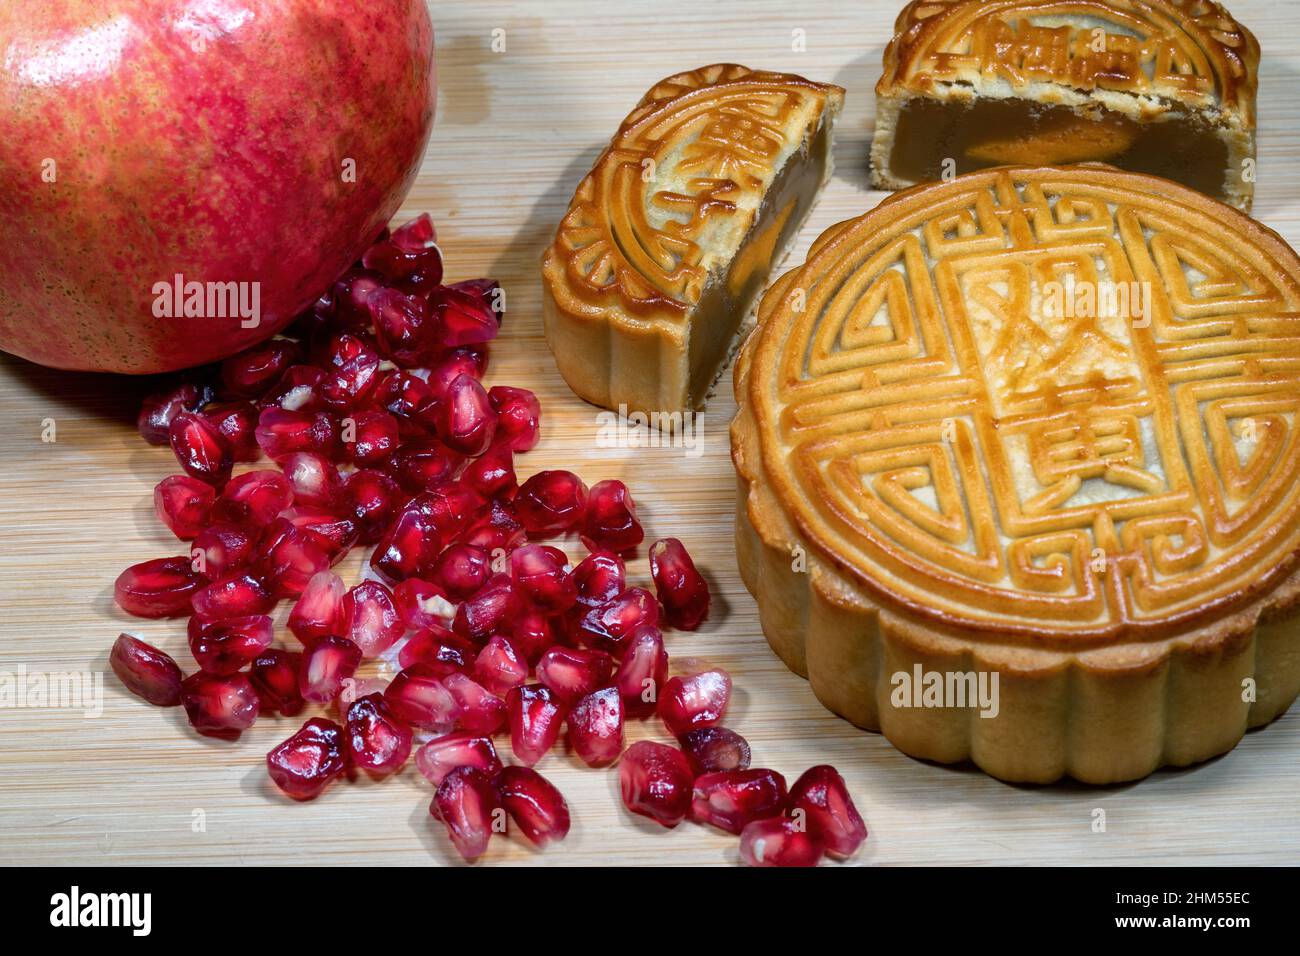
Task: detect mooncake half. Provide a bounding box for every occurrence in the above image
[733,164,1300,783]
[870,0,1259,211]
[543,64,843,418]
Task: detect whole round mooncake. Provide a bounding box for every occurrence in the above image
[731,164,1300,783]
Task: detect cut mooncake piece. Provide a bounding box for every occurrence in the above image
[543,64,843,418]
[870,0,1259,211]
[732,164,1300,784]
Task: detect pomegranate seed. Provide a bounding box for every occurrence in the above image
[329,269,387,326]
[387,439,462,494]
[211,469,293,526]
[426,347,486,401]
[416,732,501,787]
[187,614,273,675]
[202,401,260,461]
[461,440,516,499]
[658,669,731,735]
[431,766,501,862]
[373,369,438,433]
[384,665,460,730]
[345,409,400,467]
[335,676,389,715]
[267,718,348,801]
[318,332,381,410]
[258,364,325,412]
[453,575,519,645]
[487,386,540,452]
[363,213,444,290]
[494,766,570,847]
[690,769,788,834]
[280,451,341,509]
[180,671,260,739]
[115,556,202,618]
[444,672,508,735]
[368,287,441,366]
[614,624,668,718]
[153,475,215,540]
[190,572,274,619]
[398,625,475,675]
[536,646,614,705]
[342,468,402,544]
[650,538,710,630]
[437,373,497,455]
[429,544,491,601]
[393,579,450,630]
[284,507,360,562]
[256,518,330,597]
[255,407,340,460]
[510,610,559,665]
[506,683,566,766]
[474,636,528,695]
[221,338,299,397]
[570,551,625,616]
[110,634,183,706]
[430,282,501,346]
[418,482,488,540]
[370,506,441,583]
[191,523,257,579]
[138,381,212,445]
[514,470,588,534]
[344,692,412,776]
[567,687,623,767]
[786,765,868,859]
[678,727,751,775]
[341,581,403,658]
[287,570,346,644]
[573,587,659,657]
[619,740,694,827]
[169,411,232,487]
[580,480,643,553]
[739,817,825,867]
[299,635,362,703]
[460,498,526,552]
[249,648,306,716]
[510,544,577,613]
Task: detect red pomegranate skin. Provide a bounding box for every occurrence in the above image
[0,0,435,372]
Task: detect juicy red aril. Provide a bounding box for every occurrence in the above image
[255,407,340,460]
[284,508,360,563]
[341,581,403,658]
[514,470,588,534]
[786,765,868,859]
[138,381,211,445]
[384,665,459,731]
[437,373,497,456]
[619,740,694,828]
[202,401,260,461]
[211,469,293,526]
[460,498,525,552]
[580,480,643,553]
[191,523,257,580]
[190,572,274,619]
[429,544,490,601]
[487,385,540,452]
[510,610,559,665]
[110,634,183,706]
[474,636,528,696]
[650,538,710,630]
[280,451,341,509]
[115,556,202,618]
[344,693,412,776]
[258,364,325,412]
[334,676,388,715]
[739,817,824,868]
[462,440,516,499]
[416,482,487,540]
[388,439,461,494]
[417,732,501,786]
[510,544,576,613]
[169,411,232,487]
[318,332,381,410]
[506,683,565,766]
[536,646,614,705]
[221,338,299,397]
[328,269,385,327]
[180,671,260,739]
[615,624,668,718]
[187,613,273,675]
[453,575,519,645]
[345,409,400,467]
[250,648,306,716]
[288,570,346,644]
[256,518,330,597]
[443,672,508,735]
[432,766,501,862]
[393,579,450,631]
[363,213,444,290]
[370,506,441,583]
[373,369,438,430]
[567,687,624,767]
[399,624,475,675]
[298,635,362,704]
[574,587,659,657]
[432,281,501,346]
[368,287,441,367]
[153,475,215,540]
[267,718,348,801]
[678,727,751,775]
[571,551,626,613]
[426,347,486,402]
[690,769,788,835]
[494,766,570,847]
[659,669,731,736]
[342,468,402,544]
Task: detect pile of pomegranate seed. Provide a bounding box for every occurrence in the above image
[110,214,865,866]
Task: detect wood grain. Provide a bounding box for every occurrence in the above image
[1,0,1297,866]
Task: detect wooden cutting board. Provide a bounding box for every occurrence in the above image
[3,0,1298,866]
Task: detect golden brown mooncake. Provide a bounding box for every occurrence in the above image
[543,64,843,418]
[732,165,1300,784]
[870,0,1259,211]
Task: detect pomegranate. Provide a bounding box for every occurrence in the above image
[494,766,570,847]
[573,587,659,657]
[153,475,215,540]
[473,636,529,696]
[114,557,203,618]
[678,727,751,775]
[658,669,731,736]
[384,665,459,731]
[614,625,668,718]
[487,386,540,452]
[514,470,588,534]
[619,741,693,828]
[580,480,643,554]
[443,673,507,736]
[110,634,183,706]
[187,614,274,675]
[341,581,403,658]
[138,382,212,445]
[168,412,232,487]
[249,648,306,717]
[432,767,502,862]
[344,693,412,776]
[689,769,788,835]
[536,647,614,705]
[739,817,824,868]
[506,684,566,767]
[786,765,868,860]
[287,571,346,644]
[267,718,349,801]
[649,538,710,630]
[299,635,362,704]
[567,687,624,767]
[416,733,501,787]
[180,671,260,739]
